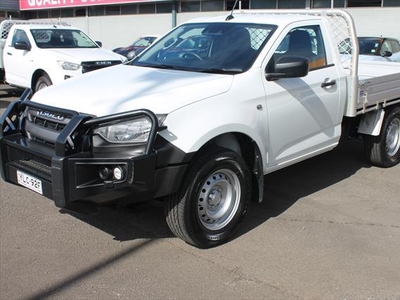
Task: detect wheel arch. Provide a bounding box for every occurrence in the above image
[358,104,400,137]
[194,132,265,203]
[364,104,400,167]
[31,69,49,90]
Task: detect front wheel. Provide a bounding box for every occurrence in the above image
[165,147,252,248]
[35,74,52,92]
[365,106,400,167]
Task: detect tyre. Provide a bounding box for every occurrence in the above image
[365,106,400,167]
[35,74,52,92]
[165,147,252,248]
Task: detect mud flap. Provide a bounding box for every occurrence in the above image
[253,142,264,203]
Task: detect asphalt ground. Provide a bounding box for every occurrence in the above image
[1,84,399,299]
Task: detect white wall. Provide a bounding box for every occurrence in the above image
[58,7,400,50]
[61,11,228,49]
[346,7,400,40]
[61,14,173,50]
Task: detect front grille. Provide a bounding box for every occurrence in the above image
[25,107,75,146]
[81,60,122,73]
[34,116,66,132]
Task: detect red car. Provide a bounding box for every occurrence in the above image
[113,35,158,60]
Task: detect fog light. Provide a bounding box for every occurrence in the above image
[113,166,125,181]
[99,166,112,180]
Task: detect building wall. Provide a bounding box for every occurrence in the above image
[53,7,400,50]
[345,7,400,39]
[61,14,174,49]
[0,0,21,20]
[0,0,19,11]
[61,11,226,49]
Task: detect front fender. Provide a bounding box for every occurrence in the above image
[159,92,269,171]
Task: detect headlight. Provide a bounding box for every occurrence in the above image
[94,117,152,143]
[58,60,81,71]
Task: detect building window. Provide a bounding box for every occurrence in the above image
[383,0,400,6]
[75,8,86,17]
[201,0,224,11]
[251,0,277,9]
[139,4,156,14]
[334,0,345,7]
[61,9,73,17]
[105,5,120,15]
[181,1,200,12]
[157,3,172,13]
[347,0,381,7]
[227,0,249,10]
[37,10,49,18]
[312,0,332,8]
[121,5,137,15]
[278,0,306,8]
[3,11,21,19]
[50,10,61,18]
[26,11,37,19]
[89,6,104,16]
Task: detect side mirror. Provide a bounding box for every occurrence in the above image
[381,51,392,57]
[266,56,309,81]
[96,41,102,47]
[14,41,31,51]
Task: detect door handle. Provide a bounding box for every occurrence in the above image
[321,80,336,88]
[6,52,12,56]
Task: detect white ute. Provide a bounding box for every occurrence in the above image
[0,20,125,91]
[1,9,399,248]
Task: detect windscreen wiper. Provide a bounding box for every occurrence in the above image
[197,68,242,74]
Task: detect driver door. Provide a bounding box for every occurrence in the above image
[263,25,344,167]
[3,28,32,87]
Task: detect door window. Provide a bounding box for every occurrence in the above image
[11,29,29,47]
[270,25,327,70]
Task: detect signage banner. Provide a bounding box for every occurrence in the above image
[19,0,160,10]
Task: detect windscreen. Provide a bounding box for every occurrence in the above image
[31,29,99,49]
[133,22,276,74]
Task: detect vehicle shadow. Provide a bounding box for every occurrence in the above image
[0,85,23,98]
[64,139,369,245]
[0,100,10,112]
[0,85,23,113]
[237,138,369,238]
[63,199,175,241]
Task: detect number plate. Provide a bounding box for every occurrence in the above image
[16,170,43,195]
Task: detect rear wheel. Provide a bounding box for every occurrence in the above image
[365,106,400,167]
[35,74,52,92]
[165,147,251,248]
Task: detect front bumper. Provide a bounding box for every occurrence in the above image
[0,91,185,209]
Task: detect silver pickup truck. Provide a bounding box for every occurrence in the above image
[1,9,399,248]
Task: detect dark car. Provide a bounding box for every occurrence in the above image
[358,37,400,58]
[113,35,158,59]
